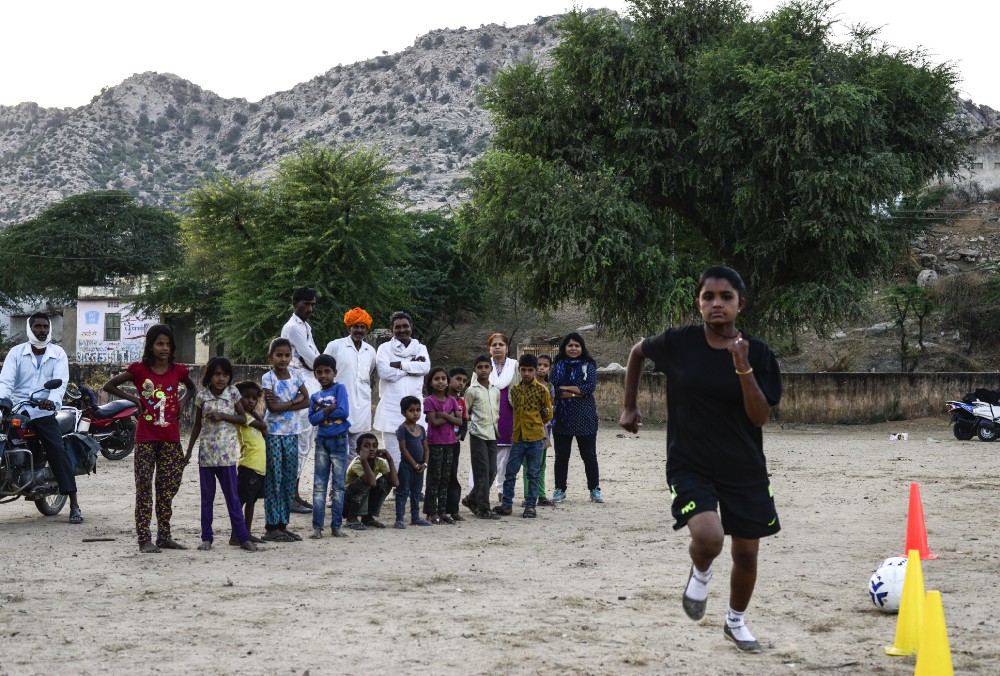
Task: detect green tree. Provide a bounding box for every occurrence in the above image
[0,190,180,306]
[136,143,485,361]
[459,0,965,337]
[398,211,485,350]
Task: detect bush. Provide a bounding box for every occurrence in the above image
[478,34,495,49]
[475,62,490,76]
[276,106,295,119]
[232,111,248,125]
[338,111,352,125]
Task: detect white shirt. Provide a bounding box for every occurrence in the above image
[324,336,377,433]
[0,343,69,419]
[372,338,430,433]
[281,313,320,371]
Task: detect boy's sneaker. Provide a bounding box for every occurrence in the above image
[330,528,348,538]
[590,488,604,503]
[538,497,555,507]
[393,520,406,529]
[309,528,323,539]
[522,507,537,518]
[552,488,566,503]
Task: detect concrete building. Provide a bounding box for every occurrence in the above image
[74,283,211,365]
[952,142,1000,193]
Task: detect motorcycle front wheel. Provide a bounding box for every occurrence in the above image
[977,424,998,442]
[100,417,136,461]
[953,421,975,440]
[35,493,67,516]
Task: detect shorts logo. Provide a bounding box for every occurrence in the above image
[670,484,678,500]
[768,484,774,497]
[680,500,696,515]
[767,517,777,526]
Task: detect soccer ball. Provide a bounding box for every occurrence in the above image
[868,556,908,613]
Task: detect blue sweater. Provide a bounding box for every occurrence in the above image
[308,383,351,436]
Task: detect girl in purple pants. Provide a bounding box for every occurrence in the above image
[186,357,257,552]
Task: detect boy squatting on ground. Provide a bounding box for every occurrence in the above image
[495,354,552,519]
[343,433,399,530]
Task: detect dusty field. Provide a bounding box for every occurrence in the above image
[1,418,997,675]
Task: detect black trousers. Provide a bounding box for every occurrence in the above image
[31,414,77,495]
[553,432,600,492]
[344,475,391,518]
[466,435,498,511]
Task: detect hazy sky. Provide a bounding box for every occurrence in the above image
[2,1,996,109]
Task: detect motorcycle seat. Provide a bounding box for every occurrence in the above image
[92,400,135,420]
[55,410,77,435]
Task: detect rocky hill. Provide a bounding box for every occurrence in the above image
[0,17,569,224]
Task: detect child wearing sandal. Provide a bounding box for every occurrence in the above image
[104,324,196,553]
[308,354,351,540]
[523,353,556,507]
[344,434,398,530]
[423,367,462,525]
[235,381,267,544]
[394,395,430,528]
[261,338,310,543]
[186,357,256,552]
[462,355,501,519]
[495,354,552,519]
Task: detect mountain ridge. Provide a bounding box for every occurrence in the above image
[1,12,998,226]
[0,16,568,224]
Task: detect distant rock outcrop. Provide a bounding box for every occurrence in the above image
[0,16,566,224]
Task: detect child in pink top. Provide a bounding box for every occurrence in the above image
[422,367,462,524]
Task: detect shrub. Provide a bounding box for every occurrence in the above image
[232,111,248,125]
[478,34,495,49]
[338,111,352,125]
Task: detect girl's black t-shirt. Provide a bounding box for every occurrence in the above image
[641,325,782,488]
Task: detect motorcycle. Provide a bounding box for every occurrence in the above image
[63,383,137,460]
[1,379,100,516]
[946,387,1000,442]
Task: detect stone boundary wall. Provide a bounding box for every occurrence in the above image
[70,364,999,427]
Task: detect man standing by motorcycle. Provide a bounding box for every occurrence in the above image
[0,312,83,523]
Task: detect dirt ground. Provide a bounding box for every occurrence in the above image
[1,417,997,675]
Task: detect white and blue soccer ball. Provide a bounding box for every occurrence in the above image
[868,556,908,613]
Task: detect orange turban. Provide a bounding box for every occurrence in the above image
[344,307,373,328]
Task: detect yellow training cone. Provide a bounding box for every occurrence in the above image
[914,591,953,676]
[885,550,925,656]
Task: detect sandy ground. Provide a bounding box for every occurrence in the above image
[1,418,998,675]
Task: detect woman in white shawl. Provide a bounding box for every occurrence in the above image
[373,311,430,469]
[467,333,519,500]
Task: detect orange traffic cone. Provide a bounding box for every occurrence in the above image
[915,591,953,675]
[903,483,938,560]
[885,550,925,656]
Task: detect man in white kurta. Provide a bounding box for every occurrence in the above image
[373,311,430,470]
[324,307,376,460]
[281,287,321,513]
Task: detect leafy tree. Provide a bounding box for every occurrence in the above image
[0,190,180,306]
[398,211,485,350]
[136,144,480,361]
[886,284,934,371]
[459,0,965,336]
[934,273,1000,354]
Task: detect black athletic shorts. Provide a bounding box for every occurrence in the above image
[237,466,265,504]
[668,471,780,539]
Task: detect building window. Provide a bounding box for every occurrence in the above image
[104,313,121,341]
[107,299,120,308]
[995,162,1000,169]
[971,162,984,170]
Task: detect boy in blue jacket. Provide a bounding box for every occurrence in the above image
[308,354,351,538]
